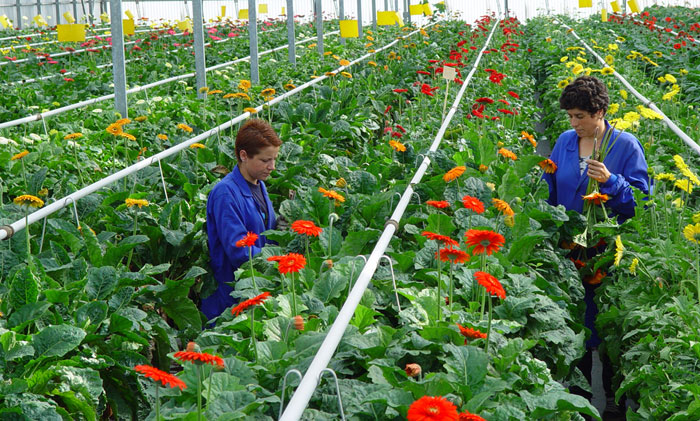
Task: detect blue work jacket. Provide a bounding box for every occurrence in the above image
[543,122,650,223]
[203,165,276,320]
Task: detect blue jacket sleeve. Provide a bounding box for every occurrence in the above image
[599,146,649,221]
[210,190,262,270]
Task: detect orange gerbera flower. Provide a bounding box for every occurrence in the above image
[478,164,488,173]
[443,166,466,182]
[235,231,258,248]
[421,231,459,247]
[231,291,271,316]
[275,253,306,274]
[459,411,487,421]
[436,247,470,264]
[426,200,449,209]
[521,131,537,147]
[267,255,284,262]
[407,396,459,421]
[492,198,514,216]
[474,271,506,299]
[585,269,606,285]
[106,123,123,136]
[457,324,487,340]
[538,159,557,173]
[291,220,322,237]
[318,187,345,203]
[582,192,609,205]
[498,147,517,160]
[173,350,225,367]
[462,195,485,214]
[464,229,505,255]
[134,365,187,390]
[389,140,406,152]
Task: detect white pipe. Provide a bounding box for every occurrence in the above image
[279,18,499,421]
[0,30,334,129]
[0,22,436,241]
[560,21,700,156]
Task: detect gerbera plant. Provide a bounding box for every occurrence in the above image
[134,365,186,421]
[236,231,259,291]
[174,343,225,421]
[291,220,322,258]
[231,291,271,363]
[474,271,506,352]
[268,252,306,317]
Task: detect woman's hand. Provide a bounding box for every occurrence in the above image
[585,159,611,183]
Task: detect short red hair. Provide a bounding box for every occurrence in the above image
[235,119,282,160]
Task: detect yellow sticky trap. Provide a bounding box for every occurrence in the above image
[220,6,226,16]
[611,1,620,12]
[282,6,285,16]
[100,12,109,23]
[57,24,86,42]
[601,9,608,22]
[578,0,592,7]
[423,4,433,16]
[394,11,404,27]
[123,19,135,35]
[238,9,249,19]
[0,15,11,29]
[33,15,48,27]
[258,4,268,14]
[410,4,424,15]
[628,0,639,13]
[63,11,75,23]
[377,11,395,26]
[124,10,134,20]
[339,20,359,38]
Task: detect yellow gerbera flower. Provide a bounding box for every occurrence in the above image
[557,79,569,89]
[572,64,584,75]
[244,107,258,114]
[665,74,677,84]
[608,103,619,114]
[177,123,193,133]
[654,173,676,182]
[339,59,350,66]
[64,133,83,140]
[11,150,29,160]
[13,194,44,208]
[675,179,693,193]
[601,66,614,75]
[619,89,628,100]
[629,258,638,275]
[125,198,149,208]
[683,223,700,244]
[614,235,624,266]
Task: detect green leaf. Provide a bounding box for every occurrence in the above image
[311,269,347,302]
[426,213,457,236]
[507,230,548,263]
[181,266,207,280]
[498,167,526,202]
[32,325,86,358]
[442,344,488,389]
[102,235,149,267]
[139,263,171,275]
[85,266,118,300]
[350,304,381,333]
[52,390,97,421]
[206,390,257,420]
[75,301,109,330]
[339,229,380,256]
[162,297,202,331]
[8,301,51,330]
[9,266,39,310]
[514,155,547,178]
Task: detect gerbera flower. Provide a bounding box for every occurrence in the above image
[436,248,470,263]
[106,123,123,136]
[426,200,449,209]
[462,195,485,214]
[614,235,624,266]
[457,324,487,340]
[157,134,168,141]
[238,79,252,91]
[318,187,345,203]
[134,365,187,390]
[498,148,517,160]
[231,291,271,316]
[177,123,193,133]
[120,133,136,141]
[538,159,557,173]
[443,166,466,183]
[261,88,276,97]
[475,97,494,104]
[64,133,83,140]
[421,231,459,247]
[405,363,421,377]
[393,88,408,93]
[459,411,487,421]
[125,198,149,208]
[474,271,506,299]
[235,231,258,247]
[339,59,350,66]
[189,143,205,149]
[629,258,639,275]
[389,140,406,152]
[134,116,147,122]
[284,83,296,90]
[582,192,609,205]
[291,220,322,237]
[115,118,131,126]
[275,253,306,274]
[684,223,700,244]
[507,91,519,99]
[244,107,258,114]
[420,83,436,96]
[10,150,29,160]
[173,350,225,367]
[492,198,514,216]
[464,229,505,255]
[585,269,606,285]
[521,131,536,147]
[13,194,44,208]
[407,396,458,421]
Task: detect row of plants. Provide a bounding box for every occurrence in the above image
[0,11,604,420]
[527,9,700,420]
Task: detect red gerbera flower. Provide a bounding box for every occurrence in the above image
[134,365,187,390]
[231,291,271,316]
[459,411,487,421]
[457,324,487,340]
[393,88,408,93]
[384,105,392,114]
[475,97,494,104]
[426,200,449,209]
[421,231,459,247]
[407,396,459,421]
[421,83,436,96]
[497,108,514,115]
[276,253,306,274]
[462,195,485,214]
[267,255,284,262]
[464,229,505,255]
[436,248,470,264]
[235,231,258,247]
[474,271,506,299]
[507,91,519,99]
[417,70,432,75]
[173,351,225,367]
[291,220,322,237]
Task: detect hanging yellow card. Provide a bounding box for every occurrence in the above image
[125,10,134,20]
[238,9,249,19]
[410,4,423,15]
[627,0,639,13]
[177,20,192,32]
[394,11,404,27]
[281,7,285,15]
[33,15,48,27]
[100,12,109,23]
[63,11,75,23]
[601,9,608,22]
[423,4,433,15]
[0,15,11,29]
[377,11,395,26]
[57,24,86,41]
[258,4,268,14]
[339,20,359,38]
[123,18,135,35]
[578,0,592,7]
[220,6,226,16]
[610,1,620,12]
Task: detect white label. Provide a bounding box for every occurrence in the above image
[443,66,456,81]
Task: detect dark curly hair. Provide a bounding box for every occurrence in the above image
[559,76,609,115]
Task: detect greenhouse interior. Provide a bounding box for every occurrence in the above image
[1,0,700,419]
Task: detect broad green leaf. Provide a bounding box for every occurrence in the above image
[8,301,51,330]
[350,304,381,333]
[206,390,257,420]
[162,297,202,331]
[102,235,149,267]
[85,266,118,300]
[9,266,39,310]
[32,325,86,358]
[75,301,109,330]
[311,269,347,302]
[498,167,526,202]
[338,229,380,256]
[426,213,457,237]
[507,230,548,263]
[442,343,488,389]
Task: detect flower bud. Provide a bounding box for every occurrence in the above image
[293,315,304,331]
[405,363,421,377]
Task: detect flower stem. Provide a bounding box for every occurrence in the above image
[20,159,28,192]
[125,212,138,270]
[206,365,213,413]
[155,385,160,421]
[25,212,30,261]
[249,246,257,292]
[436,256,442,323]
[485,297,493,353]
[251,308,258,363]
[196,364,202,421]
[290,273,297,317]
[448,262,454,315]
[696,244,699,304]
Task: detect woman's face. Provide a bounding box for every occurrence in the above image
[566,107,604,139]
[239,145,280,183]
